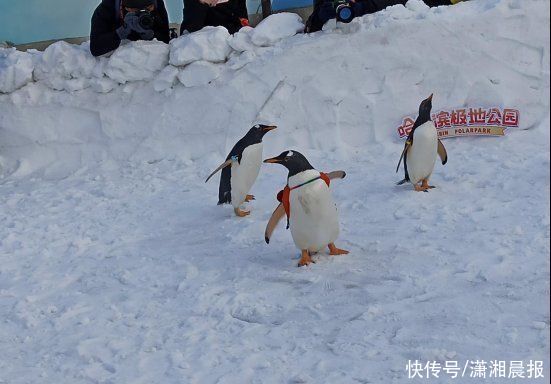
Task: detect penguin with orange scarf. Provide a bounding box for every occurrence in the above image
[263,150,348,267]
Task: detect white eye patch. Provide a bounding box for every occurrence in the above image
[287,151,294,157]
[254,124,260,128]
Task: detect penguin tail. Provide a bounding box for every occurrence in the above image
[218,167,232,205]
[217,195,231,205]
[396,178,408,186]
[217,191,232,205]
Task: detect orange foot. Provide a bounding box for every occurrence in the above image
[298,250,314,267]
[414,184,429,192]
[234,207,250,217]
[245,194,255,202]
[421,179,435,190]
[328,243,349,256]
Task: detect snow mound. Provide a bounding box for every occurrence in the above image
[169,26,232,66]
[250,13,304,46]
[0,48,34,93]
[105,40,169,84]
[0,0,548,179]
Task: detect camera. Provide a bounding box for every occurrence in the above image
[333,0,354,23]
[136,10,155,30]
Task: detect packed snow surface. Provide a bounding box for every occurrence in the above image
[0,1,549,383]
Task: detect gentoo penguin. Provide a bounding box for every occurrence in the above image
[205,124,276,216]
[396,94,448,192]
[264,150,348,267]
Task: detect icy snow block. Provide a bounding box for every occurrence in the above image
[90,77,118,93]
[405,0,430,12]
[105,40,169,84]
[169,26,232,66]
[154,65,179,91]
[250,13,304,47]
[34,41,97,79]
[34,41,97,91]
[228,26,255,52]
[177,61,221,87]
[0,48,34,94]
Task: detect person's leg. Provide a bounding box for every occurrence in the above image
[180,0,209,34]
[305,0,336,33]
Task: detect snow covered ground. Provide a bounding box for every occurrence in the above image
[0,0,549,383]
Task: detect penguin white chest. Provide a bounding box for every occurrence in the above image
[408,121,438,184]
[231,143,263,207]
[288,170,340,252]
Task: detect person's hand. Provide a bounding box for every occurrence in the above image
[116,14,135,39]
[123,12,152,34]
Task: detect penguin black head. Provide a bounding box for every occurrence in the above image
[416,93,433,125]
[263,150,315,177]
[245,124,277,144]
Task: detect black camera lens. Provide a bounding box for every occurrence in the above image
[137,10,154,29]
[336,3,354,23]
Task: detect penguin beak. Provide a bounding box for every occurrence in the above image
[428,93,433,101]
[262,125,277,132]
[263,156,281,164]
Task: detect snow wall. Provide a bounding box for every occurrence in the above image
[0,1,549,180]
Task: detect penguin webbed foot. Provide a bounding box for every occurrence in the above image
[328,243,349,256]
[298,250,315,267]
[414,180,435,192]
[245,194,255,202]
[415,179,436,192]
[234,207,251,217]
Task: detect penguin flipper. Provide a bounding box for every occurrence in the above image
[437,139,448,165]
[218,166,232,205]
[396,146,411,185]
[265,203,285,244]
[206,159,232,183]
[396,140,412,173]
[326,170,346,180]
